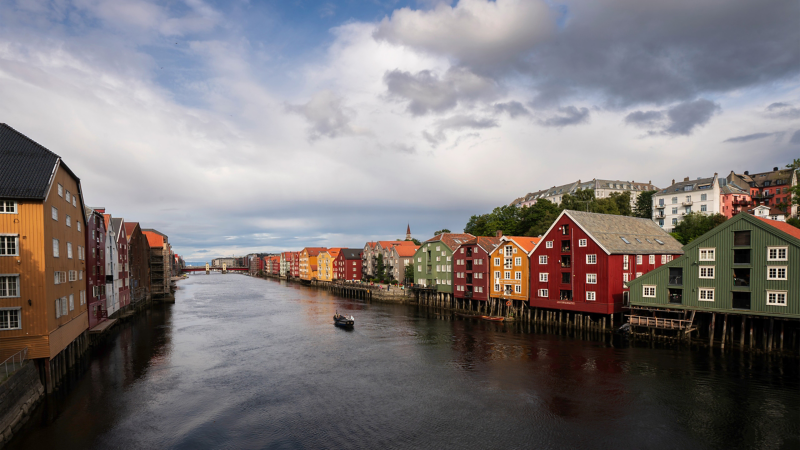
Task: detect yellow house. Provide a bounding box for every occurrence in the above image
[316,248,341,282]
[299,247,326,281]
[1,124,90,391]
[488,236,540,302]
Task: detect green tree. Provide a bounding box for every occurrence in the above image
[433,229,451,236]
[786,159,800,170]
[560,189,595,212]
[404,263,414,283]
[671,212,727,244]
[376,254,386,282]
[464,213,492,236]
[786,217,800,229]
[634,190,658,218]
[517,200,561,237]
[609,191,633,216]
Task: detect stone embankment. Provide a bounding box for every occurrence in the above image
[0,362,44,448]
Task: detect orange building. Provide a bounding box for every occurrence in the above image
[0,124,90,391]
[488,236,541,303]
[299,247,327,281]
[317,248,341,282]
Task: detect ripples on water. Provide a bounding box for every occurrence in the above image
[8,274,800,449]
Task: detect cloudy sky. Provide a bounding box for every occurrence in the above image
[1,0,798,262]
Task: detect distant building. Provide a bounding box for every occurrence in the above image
[454,235,501,302]
[335,249,363,281]
[745,205,786,222]
[413,233,475,294]
[142,230,171,299]
[389,244,420,283]
[738,167,798,217]
[85,208,108,329]
[124,222,150,304]
[652,174,719,232]
[489,234,539,304]
[512,179,658,209]
[299,247,326,281]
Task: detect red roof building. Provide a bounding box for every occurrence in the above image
[335,249,363,281]
[454,235,501,302]
[84,208,107,328]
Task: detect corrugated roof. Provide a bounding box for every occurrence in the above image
[0,123,61,199]
[142,231,164,248]
[658,176,716,194]
[566,210,684,255]
[755,216,800,241]
[303,247,327,257]
[393,245,420,257]
[377,240,416,249]
[340,249,362,260]
[462,236,502,253]
[123,222,139,237]
[500,236,541,253]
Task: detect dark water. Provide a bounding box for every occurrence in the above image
[8,274,800,449]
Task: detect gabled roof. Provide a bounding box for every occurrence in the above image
[142,230,164,248]
[424,233,476,251]
[755,216,800,241]
[303,247,327,257]
[0,124,61,199]
[536,210,684,255]
[110,218,124,243]
[746,205,785,216]
[326,248,342,259]
[365,242,376,249]
[497,236,541,254]
[657,175,716,195]
[461,236,502,254]
[340,248,362,260]
[393,245,420,257]
[123,222,140,240]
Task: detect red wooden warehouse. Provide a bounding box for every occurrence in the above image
[529,210,684,315]
[453,235,501,302]
[84,207,107,328]
[335,249,363,281]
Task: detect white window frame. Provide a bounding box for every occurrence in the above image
[494,271,501,280]
[699,248,715,261]
[586,273,597,284]
[636,255,642,265]
[623,255,629,270]
[643,285,656,297]
[766,266,787,281]
[515,271,522,280]
[0,201,18,214]
[57,183,63,197]
[67,243,73,259]
[0,308,22,330]
[0,275,20,298]
[766,290,787,306]
[538,289,548,298]
[649,255,655,264]
[699,266,715,279]
[586,291,596,301]
[514,257,522,265]
[80,290,86,305]
[504,271,511,280]
[0,234,19,256]
[539,273,548,282]
[53,238,59,257]
[767,247,788,261]
[539,255,547,264]
[699,288,714,302]
[661,255,667,264]
[69,294,74,311]
[578,239,587,247]
[515,284,521,293]
[52,206,58,221]
[495,284,501,292]
[586,254,596,264]
[494,258,501,266]
[546,241,553,249]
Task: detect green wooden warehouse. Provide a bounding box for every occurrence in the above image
[626,213,799,352]
[413,233,474,302]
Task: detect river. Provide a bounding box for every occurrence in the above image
[7,274,800,449]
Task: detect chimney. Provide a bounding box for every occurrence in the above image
[744,171,749,175]
[496,230,503,238]
[684,177,690,182]
[773,167,779,171]
[672,179,675,185]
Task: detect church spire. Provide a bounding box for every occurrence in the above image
[406,223,411,240]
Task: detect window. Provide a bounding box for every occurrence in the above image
[65,191,71,203]
[495,284,500,292]
[515,271,521,280]
[643,286,656,297]
[53,239,59,257]
[672,207,678,214]
[538,289,548,297]
[539,273,548,282]
[436,265,440,272]
[586,274,597,284]
[514,257,522,265]
[672,218,678,225]
[766,291,787,306]
[649,255,655,264]
[0,235,19,256]
[67,243,73,259]
[586,254,596,264]
[494,258,500,266]
[701,193,707,201]
[699,266,715,279]
[636,255,642,265]
[69,294,74,311]
[52,206,58,221]
[623,255,629,270]
[0,276,20,298]
[767,247,788,261]
[578,239,587,247]
[417,257,421,262]
[733,231,751,246]
[58,184,63,197]
[767,267,787,280]
[661,255,667,264]
[700,205,707,212]
[494,271,501,279]
[417,266,421,272]
[699,288,714,302]
[72,197,76,207]
[77,221,81,232]
[699,248,715,261]
[0,308,21,330]
[546,241,553,249]
[672,197,677,204]
[69,270,77,281]
[436,256,440,262]
[504,271,511,280]
[561,224,569,235]
[539,256,547,264]
[586,291,596,301]
[515,285,521,293]
[623,273,629,282]
[460,248,464,254]
[0,201,18,214]
[79,270,83,280]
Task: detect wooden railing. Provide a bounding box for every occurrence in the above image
[627,315,692,330]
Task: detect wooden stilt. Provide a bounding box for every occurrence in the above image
[740,315,746,349]
[750,318,754,349]
[768,318,775,351]
[780,321,784,350]
[709,313,716,346]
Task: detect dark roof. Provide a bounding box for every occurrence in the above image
[340,248,362,260]
[562,210,684,255]
[461,236,502,253]
[0,124,61,199]
[110,218,124,241]
[424,233,476,250]
[659,175,716,194]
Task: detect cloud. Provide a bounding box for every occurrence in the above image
[374,0,555,68]
[723,132,783,143]
[766,102,800,120]
[538,105,590,127]
[422,114,498,145]
[791,130,800,145]
[285,90,364,140]
[375,0,800,107]
[494,101,529,117]
[626,99,720,136]
[383,67,498,115]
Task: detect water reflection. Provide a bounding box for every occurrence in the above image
[7,273,799,450]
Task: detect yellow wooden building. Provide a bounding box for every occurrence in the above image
[316,248,341,282]
[488,236,540,302]
[299,247,327,281]
[0,124,90,390]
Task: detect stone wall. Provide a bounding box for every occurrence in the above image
[0,362,45,448]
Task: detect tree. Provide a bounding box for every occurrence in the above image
[671,212,727,244]
[786,159,800,170]
[464,213,492,236]
[786,218,800,229]
[433,229,451,236]
[376,254,386,282]
[398,237,422,245]
[634,190,658,218]
[560,189,595,212]
[517,200,560,237]
[404,263,414,284]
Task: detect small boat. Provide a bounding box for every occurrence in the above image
[334,313,355,327]
[456,312,482,319]
[480,315,505,322]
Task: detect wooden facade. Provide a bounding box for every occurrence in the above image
[413,233,474,294]
[84,208,107,328]
[454,236,501,302]
[489,236,539,303]
[627,213,800,318]
[124,222,150,304]
[299,248,326,281]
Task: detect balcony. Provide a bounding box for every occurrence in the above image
[682,201,693,206]
[464,292,473,298]
[731,199,750,206]
[654,212,665,219]
[655,204,665,209]
[560,255,571,268]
